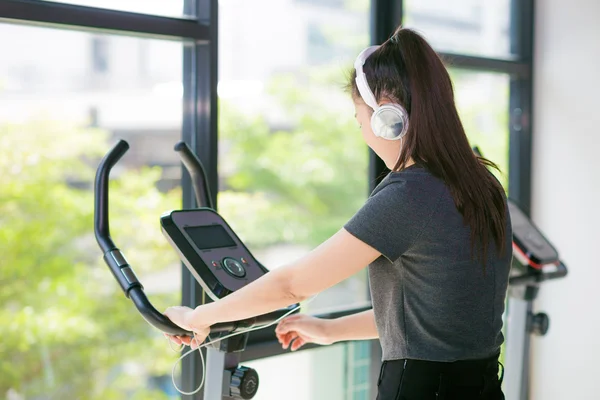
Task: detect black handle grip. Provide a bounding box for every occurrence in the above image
[129,288,192,336]
[94,140,192,337]
[174,141,214,209]
[95,140,129,254]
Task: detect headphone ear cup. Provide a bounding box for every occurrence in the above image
[371,104,409,140]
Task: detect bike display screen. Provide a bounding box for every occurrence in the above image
[185,225,237,250]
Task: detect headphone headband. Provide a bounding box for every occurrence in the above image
[354,45,380,111]
[354,45,409,141]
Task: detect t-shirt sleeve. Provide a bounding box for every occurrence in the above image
[344,181,436,262]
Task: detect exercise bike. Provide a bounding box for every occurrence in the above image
[94,140,297,399]
[95,141,568,399]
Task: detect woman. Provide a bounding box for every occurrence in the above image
[165,26,511,400]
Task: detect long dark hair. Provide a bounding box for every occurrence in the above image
[349,27,507,265]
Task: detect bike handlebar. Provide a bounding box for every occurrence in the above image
[95,140,294,337]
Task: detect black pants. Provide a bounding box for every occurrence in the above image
[376,353,504,400]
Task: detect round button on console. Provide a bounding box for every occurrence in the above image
[222,257,246,278]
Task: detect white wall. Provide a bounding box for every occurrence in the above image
[530,1,600,399]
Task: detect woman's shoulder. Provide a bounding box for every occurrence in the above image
[372,164,445,198]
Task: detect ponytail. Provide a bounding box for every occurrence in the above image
[351,27,507,268]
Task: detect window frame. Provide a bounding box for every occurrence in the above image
[0,0,208,39]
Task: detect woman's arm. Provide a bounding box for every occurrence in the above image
[328,309,378,342]
[275,310,378,351]
[185,228,380,331]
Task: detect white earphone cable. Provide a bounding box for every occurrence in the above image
[168,295,318,396]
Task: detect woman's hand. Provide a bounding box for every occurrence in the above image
[164,306,210,349]
[275,314,334,351]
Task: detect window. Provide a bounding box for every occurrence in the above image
[404,0,513,59]
[91,36,109,73]
[217,0,372,397]
[0,24,186,398]
[42,0,191,18]
[218,0,371,316]
[452,70,510,186]
[307,23,334,64]
[295,0,346,7]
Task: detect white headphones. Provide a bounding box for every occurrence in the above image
[354,46,409,141]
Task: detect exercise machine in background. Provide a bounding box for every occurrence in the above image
[473,146,568,400]
[94,140,296,400]
[504,201,568,400]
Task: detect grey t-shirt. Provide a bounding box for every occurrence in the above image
[344,165,512,362]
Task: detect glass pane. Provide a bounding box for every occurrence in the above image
[218,0,371,314]
[404,0,513,59]
[451,70,510,187]
[245,341,371,400]
[43,0,191,18]
[0,24,185,399]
